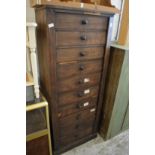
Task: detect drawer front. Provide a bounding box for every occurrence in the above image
[56,31,107,47]
[59,108,96,128]
[58,97,97,118]
[59,108,96,146]
[58,73,101,92]
[59,128,93,147]
[60,119,94,137]
[58,86,99,106]
[57,60,103,79]
[57,47,104,63]
[55,13,108,30]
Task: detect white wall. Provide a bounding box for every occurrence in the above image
[26,0,36,22]
[111,0,123,41]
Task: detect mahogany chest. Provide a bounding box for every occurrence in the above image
[35,4,116,154]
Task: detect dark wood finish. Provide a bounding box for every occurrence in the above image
[58,97,97,117]
[56,31,107,47]
[59,118,95,137]
[57,46,104,63]
[35,5,115,154]
[55,133,97,155]
[58,72,101,92]
[58,86,99,106]
[93,16,114,134]
[57,60,103,79]
[59,128,93,147]
[59,107,96,126]
[26,135,49,155]
[55,13,108,30]
[36,8,60,150]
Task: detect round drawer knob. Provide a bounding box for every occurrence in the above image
[77,92,84,97]
[77,103,83,109]
[80,35,87,40]
[81,19,88,25]
[79,65,84,70]
[79,52,85,57]
[78,79,83,84]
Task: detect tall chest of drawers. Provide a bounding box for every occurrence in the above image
[35,4,117,154]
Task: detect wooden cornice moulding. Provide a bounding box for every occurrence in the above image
[30,0,120,14]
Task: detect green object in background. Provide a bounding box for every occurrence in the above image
[122,104,129,131]
[99,42,129,140]
[107,47,129,139]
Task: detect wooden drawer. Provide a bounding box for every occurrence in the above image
[57,46,104,63]
[58,73,101,92]
[59,108,96,127]
[56,31,107,47]
[55,13,108,30]
[60,119,94,137]
[59,128,93,147]
[57,59,103,79]
[58,86,99,106]
[58,97,97,117]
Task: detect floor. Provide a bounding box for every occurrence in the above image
[62,130,129,155]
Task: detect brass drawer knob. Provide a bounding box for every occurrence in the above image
[81,19,88,25]
[80,35,87,40]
